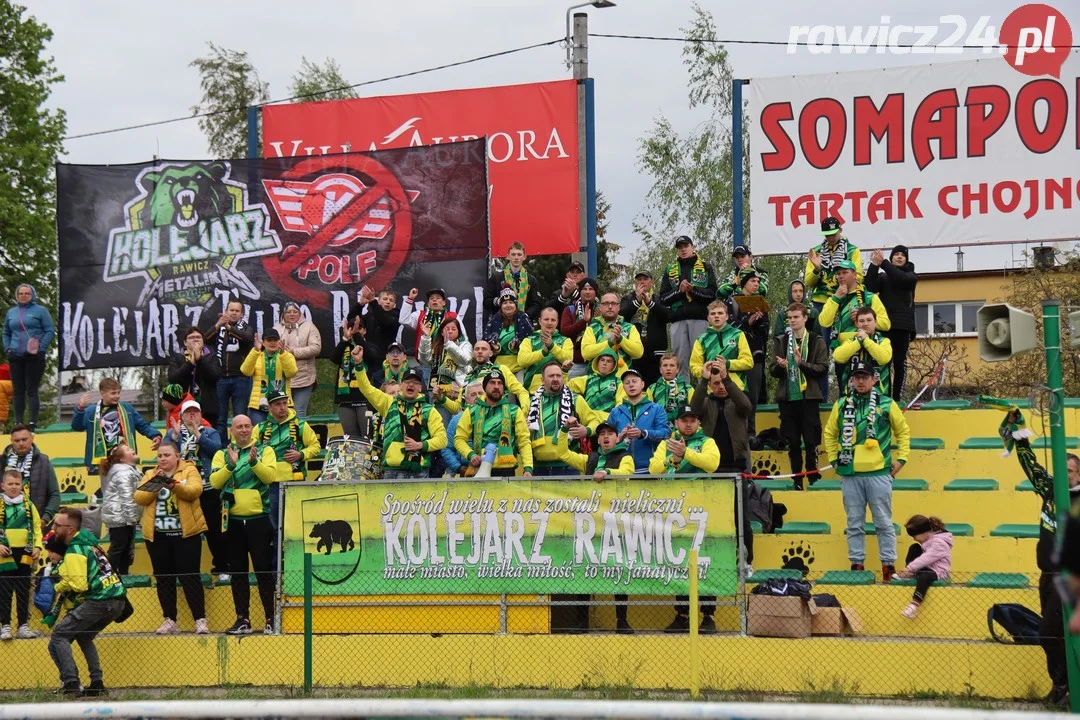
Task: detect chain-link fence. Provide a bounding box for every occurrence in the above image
[0,475,1061,705]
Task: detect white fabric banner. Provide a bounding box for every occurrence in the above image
[748,53,1080,255]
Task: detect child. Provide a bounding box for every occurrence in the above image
[648,352,694,426]
[72,377,162,471]
[0,468,43,639]
[895,515,952,618]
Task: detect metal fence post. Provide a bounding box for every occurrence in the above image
[688,548,700,699]
[736,476,747,635]
[304,551,313,694]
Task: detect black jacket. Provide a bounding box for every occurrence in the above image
[690,376,751,470]
[167,351,222,421]
[768,331,829,402]
[0,445,60,524]
[348,300,401,361]
[865,260,918,333]
[202,318,254,378]
[619,291,669,355]
[658,255,718,322]
[727,295,770,361]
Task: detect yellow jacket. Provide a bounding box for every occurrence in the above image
[355,367,448,461]
[530,393,603,465]
[580,321,643,376]
[804,244,863,303]
[240,348,298,410]
[817,289,891,346]
[648,436,721,475]
[453,401,534,473]
[209,443,278,517]
[833,334,893,366]
[689,327,754,388]
[134,461,207,541]
[0,501,42,552]
[255,410,322,482]
[561,446,636,476]
[518,335,574,393]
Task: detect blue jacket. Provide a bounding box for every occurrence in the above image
[165,425,223,484]
[441,413,467,475]
[606,399,670,471]
[71,401,161,469]
[3,284,55,356]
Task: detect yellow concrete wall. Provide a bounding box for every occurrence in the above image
[0,633,1048,700]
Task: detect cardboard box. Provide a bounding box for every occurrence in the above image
[747,594,817,638]
[810,607,864,636]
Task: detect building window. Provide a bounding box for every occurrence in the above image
[915,302,982,338]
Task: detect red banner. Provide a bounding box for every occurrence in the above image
[262,80,580,257]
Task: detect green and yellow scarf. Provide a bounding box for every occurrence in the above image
[785,326,809,401]
[664,430,710,474]
[381,396,432,470]
[91,402,135,465]
[650,377,693,422]
[666,255,707,312]
[838,389,879,467]
[337,343,361,397]
[260,351,283,400]
[471,399,518,468]
[382,360,407,385]
[504,266,531,309]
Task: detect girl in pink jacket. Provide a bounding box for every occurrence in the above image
[895,515,953,619]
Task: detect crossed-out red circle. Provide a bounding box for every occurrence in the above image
[262,154,413,308]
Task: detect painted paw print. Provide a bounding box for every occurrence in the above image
[751,456,781,478]
[781,542,815,577]
[60,473,86,494]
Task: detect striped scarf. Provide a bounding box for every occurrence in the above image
[504,267,531,309]
[382,361,407,384]
[470,400,517,468]
[91,403,134,464]
[337,343,361,397]
[839,389,879,467]
[785,326,808,401]
[666,255,707,312]
[650,377,692,422]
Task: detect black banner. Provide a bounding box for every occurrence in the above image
[57,140,489,369]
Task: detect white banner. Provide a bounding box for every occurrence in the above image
[748,53,1080,255]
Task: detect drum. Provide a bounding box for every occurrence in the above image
[320,437,382,482]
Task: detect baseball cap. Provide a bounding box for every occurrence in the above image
[387,342,406,354]
[676,404,698,419]
[834,259,857,272]
[262,328,281,341]
[266,388,289,404]
[820,217,842,235]
[401,368,425,385]
[426,288,447,301]
[634,270,652,280]
[673,235,693,248]
[567,260,586,273]
[595,421,619,436]
[849,360,875,377]
[180,399,202,415]
[621,368,643,382]
[732,246,751,257]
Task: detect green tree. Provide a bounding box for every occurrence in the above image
[289,57,358,102]
[190,43,270,158]
[0,2,65,310]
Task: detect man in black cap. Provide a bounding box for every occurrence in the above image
[865,245,918,401]
[486,241,542,322]
[805,217,862,398]
[717,246,769,301]
[659,236,717,380]
[548,260,587,316]
[349,346,448,480]
[620,271,668,387]
[453,370,532,477]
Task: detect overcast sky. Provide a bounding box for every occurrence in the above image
[32,0,1080,275]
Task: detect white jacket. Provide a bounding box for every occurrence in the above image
[274,319,322,388]
[100,463,145,528]
[419,317,472,386]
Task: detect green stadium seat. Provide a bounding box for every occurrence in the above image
[909,438,946,450]
[945,523,975,537]
[808,480,842,491]
[746,569,803,583]
[51,457,85,468]
[775,521,830,535]
[945,479,999,491]
[967,573,1029,589]
[36,423,72,434]
[124,575,153,588]
[305,414,340,426]
[750,521,763,534]
[757,404,779,413]
[818,570,876,585]
[990,524,1040,539]
[1015,480,1034,492]
[962,437,1080,450]
[757,479,793,491]
[1033,437,1080,449]
[891,577,952,587]
[60,492,88,505]
[892,479,929,491]
[864,522,901,535]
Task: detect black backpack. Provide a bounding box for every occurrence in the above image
[745,480,785,533]
[987,603,1041,645]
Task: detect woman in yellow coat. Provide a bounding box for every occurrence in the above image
[134,440,209,635]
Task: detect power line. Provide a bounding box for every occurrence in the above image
[63,38,564,142]
[589,32,1080,50]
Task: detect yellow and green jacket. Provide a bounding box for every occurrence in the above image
[54,529,125,602]
[824,392,910,477]
[454,398,533,473]
[256,410,321,482]
[817,286,891,347]
[689,324,753,388]
[355,366,447,470]
[210,442,278,518]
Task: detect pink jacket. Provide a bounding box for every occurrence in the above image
[906,532,953,579]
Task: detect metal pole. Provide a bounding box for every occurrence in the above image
[732,79,748,251]
[584,78,598,279]
[736,476,747,635]
[1041,300,1080,711]
[688,548,700,699]
[246,107,259,159]
[304,551,313,694]
[573,12,590,274]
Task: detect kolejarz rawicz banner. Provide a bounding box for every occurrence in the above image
[57,140,489,369]
[282,477,738,597]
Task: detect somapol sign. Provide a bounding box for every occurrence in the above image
[748,53,1080,254]
[57,140,489,369]
[282,476,738,597]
